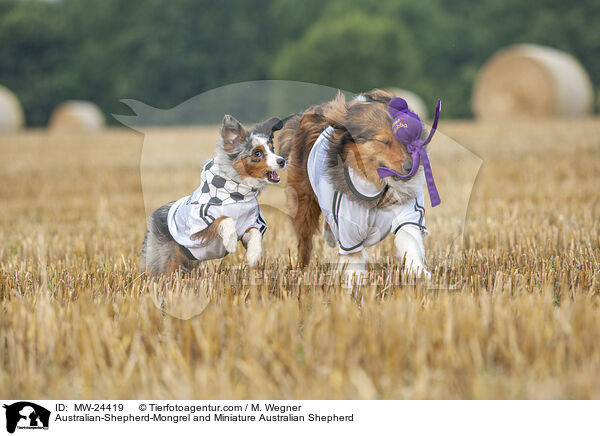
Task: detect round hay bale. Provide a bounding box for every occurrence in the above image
[49,101,105,132]
[383,88,428,119]
[0,85,25,132]
[472,44,594,119]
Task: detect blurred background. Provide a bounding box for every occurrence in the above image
[0,0,599,129]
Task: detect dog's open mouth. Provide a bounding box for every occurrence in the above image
[266,171,280,183]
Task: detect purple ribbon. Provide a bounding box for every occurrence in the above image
[377,98,442,207]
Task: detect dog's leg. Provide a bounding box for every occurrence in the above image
[287,186,321,267]
[294,202,320,267]
[163,244,199,276]
[142,202,182,276]
[218,217,238,253]
[394,226,430,279]
[322,221,337,248]
[164,256,181,276]
[242,227,262,267]
[337,250,367,287]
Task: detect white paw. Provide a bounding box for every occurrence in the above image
[394,228,429,281]
[246,246,262,267]
[403,261,431,281]
[343,268,365,288]
[337,257,366,288]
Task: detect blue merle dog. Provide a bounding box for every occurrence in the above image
[140,115,285,276]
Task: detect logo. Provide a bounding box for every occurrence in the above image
[3,402,50,434]
[392,118,408,133]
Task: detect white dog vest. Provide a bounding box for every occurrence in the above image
[167,159,266,261]
[307,126,427,254]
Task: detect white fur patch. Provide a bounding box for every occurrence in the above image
[337,250,367,287]
[265,147,281,171]
[243,227,262,267]
[251,134,285,172]
[394,226,429,279]
[386,170,426,205]
[252,135,269,148]
[218,218,238,253]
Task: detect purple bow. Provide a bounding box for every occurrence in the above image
[377,97,442,207]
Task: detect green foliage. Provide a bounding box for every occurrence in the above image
[0,0,597,125]
[272,11,419,93]
[0,0,71,125]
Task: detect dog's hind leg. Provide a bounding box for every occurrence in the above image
[141,202,179,276]
[164,255,181,276]
[287,185,321,267]
[163,245,197,275]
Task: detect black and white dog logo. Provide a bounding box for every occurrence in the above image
[3,402,50,433]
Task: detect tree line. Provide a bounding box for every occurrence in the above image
[0,0,597,125]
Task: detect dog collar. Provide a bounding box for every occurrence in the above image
[343,165,388,201]
[320,126,389,202]
[376,98,442,207]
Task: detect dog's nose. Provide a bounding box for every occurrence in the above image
[277,158,286,168]
[403,158,413,173]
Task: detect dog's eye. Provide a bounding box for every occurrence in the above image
[253,149,263,158]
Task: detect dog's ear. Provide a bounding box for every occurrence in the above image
[254,117,283,138]
[358,88,393,105]
[220,115,246,148]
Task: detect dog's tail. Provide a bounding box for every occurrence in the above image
[275,114,302,160]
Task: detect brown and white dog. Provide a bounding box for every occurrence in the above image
[280,89,429,282]
[140,115,285,276]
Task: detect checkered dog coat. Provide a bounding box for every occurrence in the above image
[167,159,267,261]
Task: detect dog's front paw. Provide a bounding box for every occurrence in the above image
[222,232,237,253]
[403,262,431,281]
[219,218,238,253]
[336,254,366,289]
[245,246,262,268]
[342,268,365,288]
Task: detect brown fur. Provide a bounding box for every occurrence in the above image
[283,89,416,267]
[233,145,272,179]
[164,243,199,275]
[190,216,229,241]
[241,225,259,248]
[359,88,394,105]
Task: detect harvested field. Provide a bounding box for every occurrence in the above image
[1,118,599,399]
